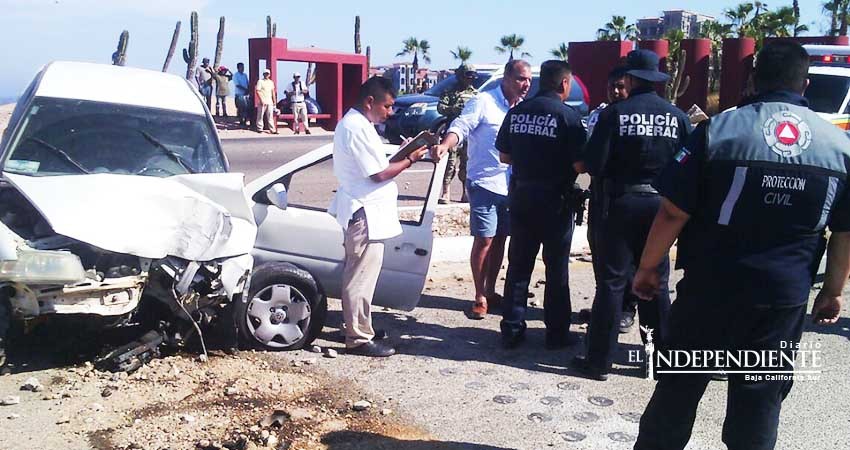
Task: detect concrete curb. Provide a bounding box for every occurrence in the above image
[432,225,590,263]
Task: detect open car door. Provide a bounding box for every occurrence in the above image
[248,143,447,311]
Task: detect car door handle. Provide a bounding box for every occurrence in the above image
[394,244,428,256]
[414,248,428,256]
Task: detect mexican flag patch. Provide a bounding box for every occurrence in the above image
[674,148,691,164]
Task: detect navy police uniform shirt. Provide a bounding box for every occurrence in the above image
[582,86,692,184]
[655,91,850,307]
[495,90,586,185]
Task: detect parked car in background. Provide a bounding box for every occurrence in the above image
[382,64,591,144]
[803,45,850,132]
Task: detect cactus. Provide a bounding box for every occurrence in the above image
[267,16,277,38]
[665,48,690,104]
[112,30,129,66]
[162,21,181,72]
[366,45,371,70]
[354,16,362,54]
[213,16,225,69]
[183,11,199,80]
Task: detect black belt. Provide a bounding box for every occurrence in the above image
[603,180,658,195]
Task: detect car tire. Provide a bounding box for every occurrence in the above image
[236,262,326,351]
[0,290,10,367]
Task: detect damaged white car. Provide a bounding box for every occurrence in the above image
[0,62,257,371]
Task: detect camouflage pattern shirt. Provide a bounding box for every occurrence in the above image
[438,85,479,120]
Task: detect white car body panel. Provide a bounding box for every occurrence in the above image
[5,172,257,261]
[249,143,447,312]
[35,61,205,115]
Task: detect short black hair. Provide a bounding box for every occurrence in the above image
[504,59,531,78]
[539,60,571,91]
[608,67,628,80]
[754,41,809,93]
[358,76,397,103]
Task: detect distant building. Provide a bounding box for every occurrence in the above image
[637,10,715,40]
[382,63,439,94]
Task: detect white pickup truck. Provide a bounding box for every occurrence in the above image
[804,44,850,132]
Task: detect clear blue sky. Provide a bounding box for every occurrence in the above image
[0,0,825,100]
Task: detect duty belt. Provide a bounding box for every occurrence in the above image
[602,180,658,196]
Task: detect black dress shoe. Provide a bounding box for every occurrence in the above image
[374,329,389,340]
[545,333,580,350]
[571,355,609,381]
[346,341,395,357]
[619,312,636,334]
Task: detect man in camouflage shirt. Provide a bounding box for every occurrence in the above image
[438,63,478,203]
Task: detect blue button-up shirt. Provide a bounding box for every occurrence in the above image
[447,85,514,196]
[233,71,249,96]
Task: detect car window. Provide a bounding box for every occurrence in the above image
[424,72,493,97]
[806,73,850,114]
[259,155,436,226]
[3,97,226,177]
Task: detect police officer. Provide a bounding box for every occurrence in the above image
[573,49,691,380]
[438,63,478,204]
[632,41,850,450]
[495,60,587,348]
[584,66,640,334]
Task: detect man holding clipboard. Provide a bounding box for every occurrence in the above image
[329,77,428,357]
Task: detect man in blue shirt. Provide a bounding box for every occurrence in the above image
[233,62,250,128]
[633,41,850,450]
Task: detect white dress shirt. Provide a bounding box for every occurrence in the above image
[328,108,402,241]
[446,85,514,196]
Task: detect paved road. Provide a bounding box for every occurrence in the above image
[222,135,332,183]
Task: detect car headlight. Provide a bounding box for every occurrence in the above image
[407,103,435,116]
[0,250,86,284]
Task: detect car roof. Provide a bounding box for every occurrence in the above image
[34,61,206,115]
[809,65,850,76]
[804,44,850,55]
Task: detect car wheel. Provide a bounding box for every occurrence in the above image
[236,262,326,350]
[0,290,10,367]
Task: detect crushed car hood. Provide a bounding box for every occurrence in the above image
[4,172,257,261]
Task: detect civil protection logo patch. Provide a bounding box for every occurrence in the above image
[763,111,812,158]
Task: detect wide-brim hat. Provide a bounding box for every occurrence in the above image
[625,49,669,83]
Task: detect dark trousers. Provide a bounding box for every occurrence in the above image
[586,192,671,371]
[500,186,574,340]
[635,277,807,450]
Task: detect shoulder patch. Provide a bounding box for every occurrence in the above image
[674,148,690,164]
[762,111,812,158]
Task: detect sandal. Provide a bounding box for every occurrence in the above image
[468,301,487,320]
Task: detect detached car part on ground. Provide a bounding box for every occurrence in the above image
[0,62,265,371]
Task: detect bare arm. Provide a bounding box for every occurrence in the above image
[632,198,691,300]
[370,146,429,183]
[431,132,460,160]
[812,231,850,324]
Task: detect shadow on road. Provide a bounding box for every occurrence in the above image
[319,293,646,380]
[321,431,512,450]
[805,315,850,341]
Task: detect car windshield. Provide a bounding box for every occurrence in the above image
[806,73,850,114]
[424,72,493,97]
[3,97,226,177]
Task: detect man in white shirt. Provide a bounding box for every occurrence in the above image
[290,72,311,134]
[329,77,428,357]
[432,60,532,320]
[255,69,278,134]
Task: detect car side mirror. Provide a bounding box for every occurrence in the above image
[266,183,288,210]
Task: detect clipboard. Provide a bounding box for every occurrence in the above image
[389,130,438,162]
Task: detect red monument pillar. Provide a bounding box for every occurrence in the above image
[678,39,711,111]
[719,38,755,111]
[568,40,633,108]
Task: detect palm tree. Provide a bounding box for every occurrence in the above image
[700,20,733,91]
[397,37,431,80]
[550,43,569,61]
[494,34,531,61]
[761,6,803,37]
[824,1,842,36]
[725,3,755,37]
[596,15,639,41]
[450,46,473,63]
